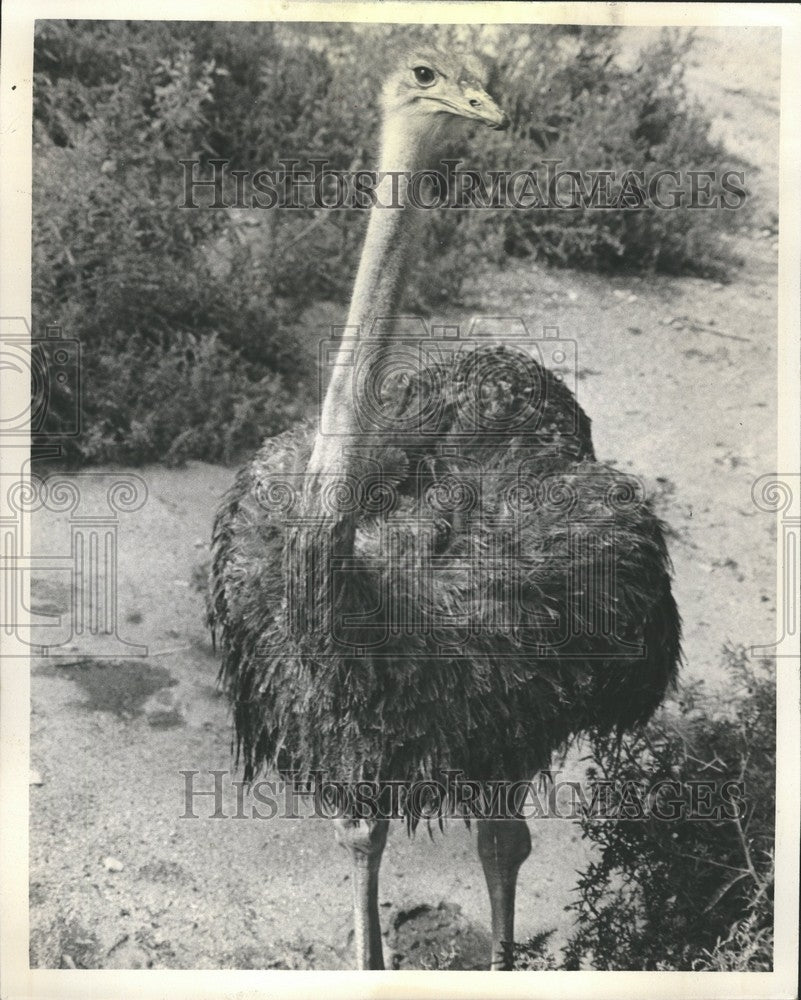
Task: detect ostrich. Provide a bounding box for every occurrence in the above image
[210,45,681,971]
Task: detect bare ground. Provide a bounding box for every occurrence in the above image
[28,26,780,972]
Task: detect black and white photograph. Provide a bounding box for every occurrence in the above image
[0,2,799,998]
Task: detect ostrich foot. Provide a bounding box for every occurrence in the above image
[334,816,389,970]
[477,817,532,970]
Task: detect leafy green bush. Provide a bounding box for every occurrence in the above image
[75,333,301,466]
[511,931,559,970]
[34,22,303,464]
[446,27,748,280]
[33,22,748,465]
[559,644,774,971]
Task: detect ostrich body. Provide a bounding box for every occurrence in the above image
[210,47,681,971]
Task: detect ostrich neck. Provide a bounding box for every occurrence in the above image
[309,118,437,478]
[344,123,429,334]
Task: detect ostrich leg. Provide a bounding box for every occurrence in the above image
[334,817,390,969]
[477,817,532,970]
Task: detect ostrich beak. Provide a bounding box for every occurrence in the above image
[460,86,510,130]
[423,86,510,130]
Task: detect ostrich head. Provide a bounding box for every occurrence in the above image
[380,46,509,140]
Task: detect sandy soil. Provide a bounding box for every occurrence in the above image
[27,26,780,972]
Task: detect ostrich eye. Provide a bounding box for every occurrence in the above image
[413,66,436,87]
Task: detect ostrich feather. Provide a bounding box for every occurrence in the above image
[209,346,681,814]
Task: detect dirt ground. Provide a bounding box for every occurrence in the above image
[27,27,780,971]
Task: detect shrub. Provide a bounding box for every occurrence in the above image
[449,27,748,280]
[76,334,301,466]
[560,644,774,971]
[511,931,559,970]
